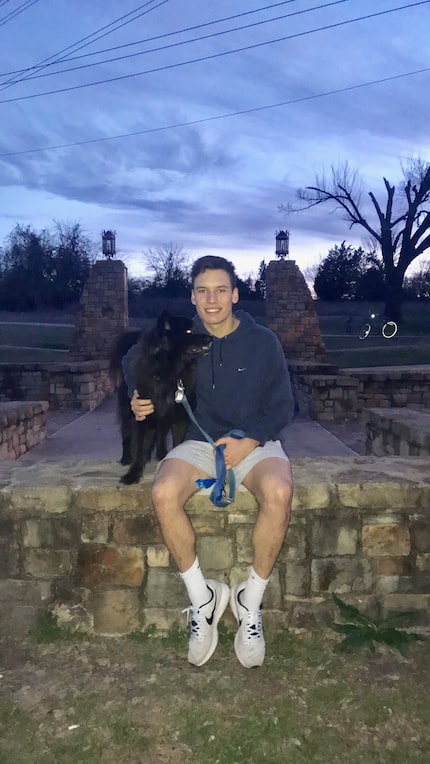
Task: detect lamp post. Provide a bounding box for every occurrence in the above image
[275,230,290,259]
[102,230,116,259]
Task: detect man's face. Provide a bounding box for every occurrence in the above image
[191,268,239,335]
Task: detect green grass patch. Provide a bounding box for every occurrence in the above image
[326,346,430,368]
[28,611,88,643]
[0,323,73,349]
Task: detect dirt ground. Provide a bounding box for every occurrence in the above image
[1,623,429,763]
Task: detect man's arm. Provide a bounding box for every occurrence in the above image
[242,335,295,444]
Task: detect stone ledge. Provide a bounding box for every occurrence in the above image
[0,401,49,460]
[1,455,429,635]
[365,407,430,457]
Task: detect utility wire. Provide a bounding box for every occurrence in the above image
[1,0,354,85]
[1,66,428,158]
[0,0,39,28]
[1,0,300,77]
[0,0,428,104]
[0,0,169,92]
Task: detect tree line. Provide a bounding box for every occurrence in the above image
[1,155,429,316]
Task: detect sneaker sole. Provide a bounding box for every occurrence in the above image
[230,584,264,669]
[190,581,230,667]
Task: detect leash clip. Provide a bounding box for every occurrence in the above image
[175,379,185,403]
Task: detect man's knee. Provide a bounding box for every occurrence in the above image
[258,473,293,508]
[151,474,177,511]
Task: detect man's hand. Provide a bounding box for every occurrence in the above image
[213,436,259,469]
[130,390,154,421]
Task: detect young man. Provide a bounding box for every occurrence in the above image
[130,255,294,668]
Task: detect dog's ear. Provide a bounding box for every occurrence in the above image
[157,310,171,333]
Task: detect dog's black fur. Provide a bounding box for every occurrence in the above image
[110,311,212,485]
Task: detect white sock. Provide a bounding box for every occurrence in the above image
[242,566,270,611]
[180,557,211,610]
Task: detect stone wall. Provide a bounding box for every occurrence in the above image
[70,259,129,361]
[0,361,113,411]
[266,259,326,362]
[0,456,429,635]
[0,402,48,460]
[292,364,430,422]
[365,407,430,457]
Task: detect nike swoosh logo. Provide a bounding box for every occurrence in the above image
[237,367,246,372]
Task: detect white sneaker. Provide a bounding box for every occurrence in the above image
[183,580,229,667]
[230,583,265,668]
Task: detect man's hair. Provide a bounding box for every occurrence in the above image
[191,255,237,290]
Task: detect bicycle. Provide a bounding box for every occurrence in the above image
[358,313,398,340]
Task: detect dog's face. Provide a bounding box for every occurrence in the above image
[156,311,212,358]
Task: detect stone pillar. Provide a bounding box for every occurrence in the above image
[266,259,325,362]
[70,260,129,361]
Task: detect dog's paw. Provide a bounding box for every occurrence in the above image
[120,470,142,485]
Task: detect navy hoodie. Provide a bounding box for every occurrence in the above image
[187,310,294,444]
[122,309,295,445]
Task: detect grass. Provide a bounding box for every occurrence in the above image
[0,322,73,350]
[0,303,429,369]
[1,622,430,763]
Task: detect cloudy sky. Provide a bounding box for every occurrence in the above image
[0,0,429,280]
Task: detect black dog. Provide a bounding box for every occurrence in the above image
[110,311,212,485]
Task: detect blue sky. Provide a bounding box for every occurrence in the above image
[0,0,429,280]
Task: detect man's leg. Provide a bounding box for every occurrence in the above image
[230,457,293,668]
[151,458,229,666]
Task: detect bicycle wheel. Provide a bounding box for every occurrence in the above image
[382,321,397,339]
[358,323,371,339]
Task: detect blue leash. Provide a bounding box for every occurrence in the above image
[175,379,244,508]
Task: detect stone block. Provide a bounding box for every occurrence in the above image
[81,514,109,543]
[22,516,78,548]
[311,557,372,594]
[145,568,185,608]
[412,521,430,553]
[111,514,162,544]
[284,560,310,596]
[311,515,358,556]
[91,588,140,634]
[146,545,170,567]
[374,575,413,594]
[0,517,19,576]
[77,544,144,587]
[235,526,253,564]
[292,483,331,510]
[11,485,72,514]
[23,549,75,578]
[197,536,233,570]
[337,482,421,510]
[362,523,410,557]
[75,486,151,513]
[0,578,51,604]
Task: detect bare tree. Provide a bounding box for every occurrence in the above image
[284,160,430,320]
[142,243,190,294]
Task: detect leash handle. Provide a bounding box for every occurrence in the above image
[175,378,244,508]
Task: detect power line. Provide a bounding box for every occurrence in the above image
[1,66,428,158]
[0,0,428,104]
[0,0,39,28]
[0,0,300,77]
[2,0,354,85]
[0,0,169,92]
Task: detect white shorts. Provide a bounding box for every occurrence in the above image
[160,439,290,487]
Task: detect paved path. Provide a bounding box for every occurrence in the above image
[19,395,359,465]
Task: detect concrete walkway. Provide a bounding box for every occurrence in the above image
[19,395,360,465]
